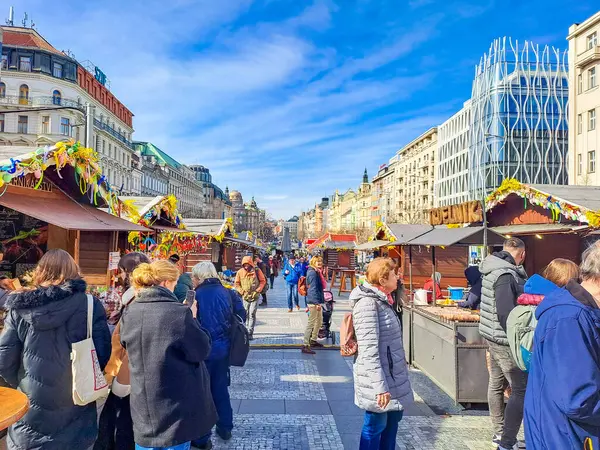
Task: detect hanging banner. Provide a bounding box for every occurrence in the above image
[430,201,482,226]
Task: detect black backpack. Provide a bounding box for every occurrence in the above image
[228,291,250,367]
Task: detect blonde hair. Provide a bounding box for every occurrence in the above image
[366,257,396,286]
[543,258,579,287]
[192,261,219,286]
[32,249,81,286]
[131,260,180,289]
[309,256,323,269]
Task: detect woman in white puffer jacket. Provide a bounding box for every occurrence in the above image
[351,257,413,450]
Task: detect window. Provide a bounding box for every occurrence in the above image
[53,62,63,78]
[18,84,29,105]
[96,136,100,153]
[578,153,583,175]
[52,90,61,106]
[590,109,597,131]
[60,117,70,136]
[589,151,596,173]
[19,56,31,72]
[578,114,583,134]
[0,82,5,98]
[589,67,597,89]
[1,54,7,69]
[18,116,28,134]
[579,74,583,94]
[0,114,4,132]
[588,32,598,50]
[41,116,50,134]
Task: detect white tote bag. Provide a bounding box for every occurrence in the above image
[71,294,109,406]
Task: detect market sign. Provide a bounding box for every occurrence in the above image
[430,201,482,226]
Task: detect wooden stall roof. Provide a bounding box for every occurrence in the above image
[356,240,390,250]
[528,184,600,212]
[405,226,505,247]
[308,233,357,251]
[386,224,432,243]
[492,223,589,235]
[0,186,150,232]
[183,218,231,236]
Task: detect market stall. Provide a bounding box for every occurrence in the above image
[183,218,235,272]
[486,180,600,275]
[224,231,263,271]
[0,142,149,288]
[308,233,357,292]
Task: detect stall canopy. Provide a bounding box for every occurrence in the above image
[0,187,149,232]
[492,223,589,235]
[405,226,506,247]
[184,218,232,238]
[356,240,390,250]
[386,224,433,244]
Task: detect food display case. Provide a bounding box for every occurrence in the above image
[410,305,489,405]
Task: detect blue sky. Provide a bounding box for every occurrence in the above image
[10,0,599,219]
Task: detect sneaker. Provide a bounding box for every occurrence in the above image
[310,340,324,348]
[196,441,213,450]
[288,309,293,313]
[301,346,316,354]
[492,435,501,446]
[216,428,232,441]
[296,305,301,310]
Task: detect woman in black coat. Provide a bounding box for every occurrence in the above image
[120,260,216,450]
[0,249,111,450]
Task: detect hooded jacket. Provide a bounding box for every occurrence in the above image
[479,251,527,345]
[461,266,482,309]
[120,285,216,448]
[234,256,266,301]
[524,280,600,450]
[195,279,246,360]
[517,274,559,306]
[173,272,194,302]
[350,282,413,413]
[0,279,111,450]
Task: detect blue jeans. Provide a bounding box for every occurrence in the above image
[135,442,190,450]
[359,410,404,450]
[192,357,233,447]
[286,283,299,309]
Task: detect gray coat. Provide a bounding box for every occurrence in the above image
[351,282,413,413]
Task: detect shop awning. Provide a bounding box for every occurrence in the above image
[0,188,150,232]
[183,219,228,236]
[225,236,262,250]
[356,240,390,250]
[386,224,433,244]
[406,226,506,247]
[492,223,589,235]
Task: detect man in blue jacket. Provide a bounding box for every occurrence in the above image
[524,243,600,450]
[283,255,302,312]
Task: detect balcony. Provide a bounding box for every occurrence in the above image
[93,118,133,149]
[0,95,85,110]
[577,45,600,69]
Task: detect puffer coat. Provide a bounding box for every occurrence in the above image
[0,279,111,450]
[195,278,246,360]
[351,282,413,413]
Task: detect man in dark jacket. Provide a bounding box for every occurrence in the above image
[479,238,528,450]
[524,243,600,449]
[0,279,111,450]
[169,254,194,302]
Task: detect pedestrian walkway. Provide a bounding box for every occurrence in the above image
[197,276,521,450]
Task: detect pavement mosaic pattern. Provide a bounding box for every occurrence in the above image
[197,276,520,449]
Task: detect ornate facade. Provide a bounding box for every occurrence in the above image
[228,189,264,235]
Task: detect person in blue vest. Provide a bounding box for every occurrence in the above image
[283,254,302,312]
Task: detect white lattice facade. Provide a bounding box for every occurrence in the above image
[436,101,471,207]
[469,38,569,198]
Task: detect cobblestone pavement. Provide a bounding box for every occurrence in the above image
[194,275,521,450]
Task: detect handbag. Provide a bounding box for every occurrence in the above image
[71,294,109,406]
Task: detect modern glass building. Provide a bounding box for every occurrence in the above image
[469,38,569,198]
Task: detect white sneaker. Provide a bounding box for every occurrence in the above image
[492,435,501,446]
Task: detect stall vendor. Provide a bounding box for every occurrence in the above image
[423,272,443,303]
[459,266,482,310]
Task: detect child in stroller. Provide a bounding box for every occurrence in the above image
[318,290,335,344]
